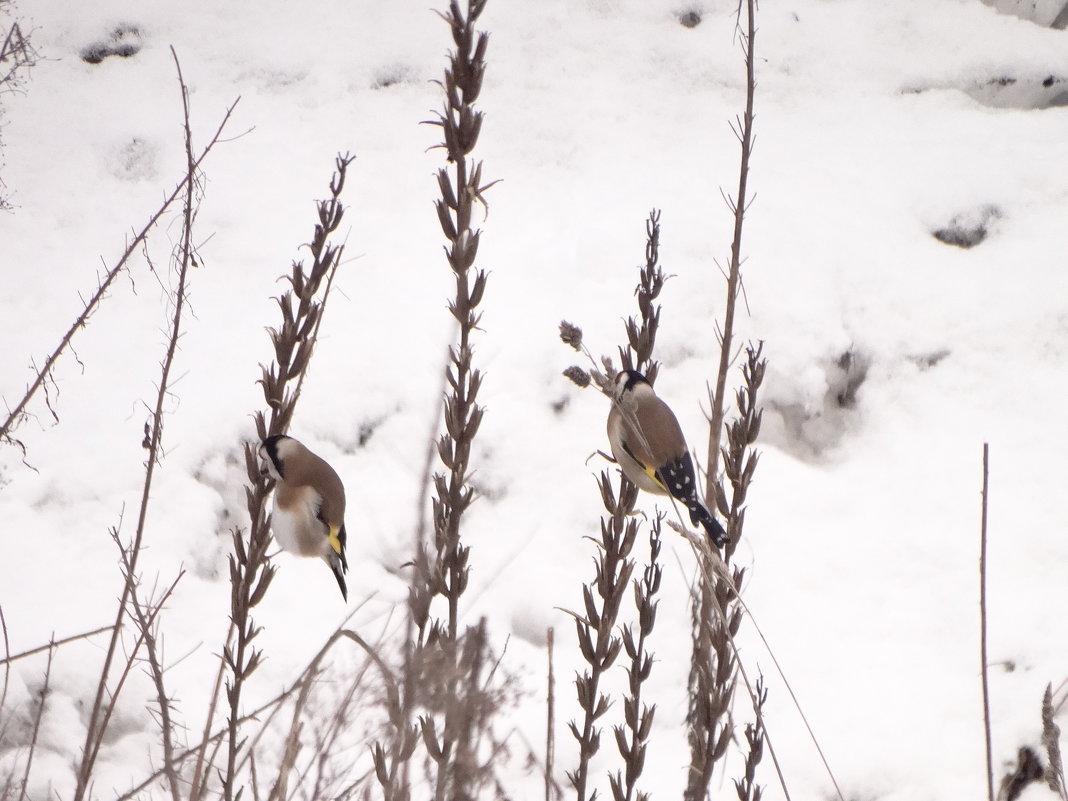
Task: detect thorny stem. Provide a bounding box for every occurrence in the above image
[117,530,186,801]
[0,94,239,454]
[0,624,114,666]
[706,0,757,505]
[73,50,204,800]
[114,683,303,801]
[689,3,758,797]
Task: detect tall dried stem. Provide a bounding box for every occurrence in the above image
[980,443,994,801]
[705,0,757,496]
[72,51,205,800]
[611,517,663,801]
[687,1,759,794]
[371,3,495,801]
[686,343,764,801]
[221,152,353,801]
[562,209,666,801]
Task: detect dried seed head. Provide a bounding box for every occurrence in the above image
[559,321,584,351]
[563,366,591,388]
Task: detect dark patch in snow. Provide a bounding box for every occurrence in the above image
[357,418,381,447]
[551,395,570,414]
[968,73,1068,109]
[762,347,872,460]
[833,348,869,408]
[909,349,951,371]
[372,64,417,89]
[81,24,143,64]
[906,73,1068,109]
[110,137,157,182]
[678,10,702,28]
[999,746,1044,801]
[933,205,1002,249]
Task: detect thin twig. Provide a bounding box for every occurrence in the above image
[0,606,9,725]
[0,92,239,451]
[981,442,994,801]
[119,536,186,801]
[189,625,233,801]
[73,50,206,799]
[114,682,302,801]
[18,640,54,801]
[0,624,114,666]
[546,627,555,801]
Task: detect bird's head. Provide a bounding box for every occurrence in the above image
[259,434,293,481]
[613,369,650,401]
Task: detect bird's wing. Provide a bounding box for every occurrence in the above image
[311,496,346,560]
[609,403,669,492]
[636,397,688,469]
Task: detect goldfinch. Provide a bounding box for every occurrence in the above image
[607,369,728,547]
[259,434,349,600]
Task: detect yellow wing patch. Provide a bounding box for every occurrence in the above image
[328,525,344,556]
[643,463,667,492]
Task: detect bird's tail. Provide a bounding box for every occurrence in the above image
[659,452,729,548]
[686,498,728,548]
[325,550,348,602]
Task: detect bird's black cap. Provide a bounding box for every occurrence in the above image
[261,434,290,478]
[621,369,650,391]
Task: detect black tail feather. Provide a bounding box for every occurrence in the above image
[688,501,728,548]
[328,555,348,602]
[659,452,728,548]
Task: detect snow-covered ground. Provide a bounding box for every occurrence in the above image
[2,0,1068,798]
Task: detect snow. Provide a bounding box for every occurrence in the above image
[2,0,1068,798]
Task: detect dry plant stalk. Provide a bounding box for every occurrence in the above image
[418,0,494,647]
[372,3,497,801]
[610,516,663,801]
[0,94,238,457]
[113,649,344,801]
[111,517,186,801]
[0,16,37,91]
[561,209,666,801]
[71,51,207,800]
[546,627,557,801]
[267,623,396,801]
[733,676,766,801]
[981,443,994,801]
[705,0,757,495]
[567,472,639,801]
[0,13,38,212]
[0,625,113,667]
[687,0,760,795]
[220,152,353,801]
[15,641,53,801]
[686,342,764,801]
[1043,684,1068,800]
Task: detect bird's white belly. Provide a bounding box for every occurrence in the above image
[271,496,324,557]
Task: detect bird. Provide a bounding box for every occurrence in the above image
[258,434,349,600]
[607,369,728,547]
